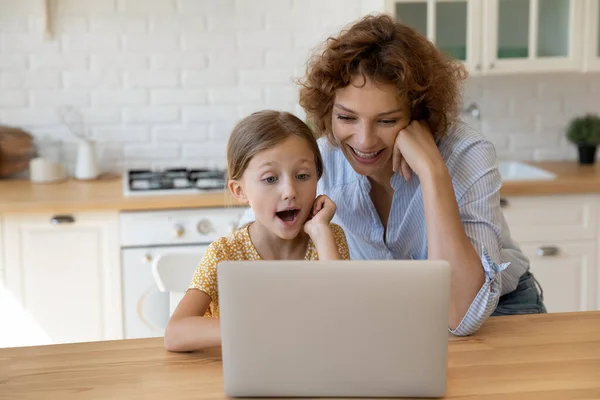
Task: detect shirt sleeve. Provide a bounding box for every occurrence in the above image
[331,223,351,260]
[447,138,523,336]
[188,240,225,301]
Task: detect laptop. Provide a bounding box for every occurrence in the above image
[217,260,451,398]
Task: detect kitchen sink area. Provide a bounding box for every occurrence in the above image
[498,161,556,182]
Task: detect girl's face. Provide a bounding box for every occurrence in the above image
[332,76,411,182]
[229,135,318,240]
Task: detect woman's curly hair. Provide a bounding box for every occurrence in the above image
[299,13,467,143]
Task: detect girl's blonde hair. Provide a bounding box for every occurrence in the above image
[227,110,324,181]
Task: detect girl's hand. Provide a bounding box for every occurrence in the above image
[392,120,446,181]
[304,195,336,236]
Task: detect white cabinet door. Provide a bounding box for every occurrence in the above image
[501,195,598,313]
[519,241,596,313]
[3,212,122,345]
[501,195,597,243]
[386,0,483,74]
[483,0,583,74]
[584,0,600,71]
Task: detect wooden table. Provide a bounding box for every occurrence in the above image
[1,312,599,399]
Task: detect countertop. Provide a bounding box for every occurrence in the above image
[0,175,244,214]
[1,162,600,213]
[1,311,599,399]
[498,161,600,196]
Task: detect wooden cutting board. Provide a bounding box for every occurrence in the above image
[0,125,35,178]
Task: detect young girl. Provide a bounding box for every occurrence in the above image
[164,110,350,352]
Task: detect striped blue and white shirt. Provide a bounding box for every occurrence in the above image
[240,121,529,336]
[317,121,529,336]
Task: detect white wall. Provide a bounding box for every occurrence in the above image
[0,0,599,174]
[0,0,383,173]
[464,73,600,161]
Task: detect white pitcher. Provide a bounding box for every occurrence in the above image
[75,139,99,180]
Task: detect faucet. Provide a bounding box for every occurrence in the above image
[462,102,480,121]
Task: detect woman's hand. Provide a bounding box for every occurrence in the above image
[392,120,446,180]
[304,195,336,236]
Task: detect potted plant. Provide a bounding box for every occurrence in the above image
[566,114,600,165]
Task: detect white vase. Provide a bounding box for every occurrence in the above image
[75,139,99,180]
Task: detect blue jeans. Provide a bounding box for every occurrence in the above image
[491,271,547,316]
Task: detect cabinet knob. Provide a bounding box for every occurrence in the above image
[173,225,185,238]
[197,219,213,235]
[500,198,509,208]
[475,64,481,71]
[536,246,559,257]
[50,215,75,225]
[143,254,153,263]
[489,62,495,69]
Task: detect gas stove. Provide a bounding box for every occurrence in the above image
[123,168,227,196]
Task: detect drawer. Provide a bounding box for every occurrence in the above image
[501,195,597,242]
[519,240,596,313]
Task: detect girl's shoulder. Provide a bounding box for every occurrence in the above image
[329,222,346,236]
[205,226,257,261]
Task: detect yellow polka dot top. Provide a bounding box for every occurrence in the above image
[188,223,350,317]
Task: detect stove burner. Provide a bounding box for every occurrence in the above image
[126,168,227,195]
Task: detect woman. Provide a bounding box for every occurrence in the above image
[248,14,546,336]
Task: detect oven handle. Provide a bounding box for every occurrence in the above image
[137,286,166,334]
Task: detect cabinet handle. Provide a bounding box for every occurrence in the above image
[500,198,509,208]
[536,246,559,257]
[50,215,75,225]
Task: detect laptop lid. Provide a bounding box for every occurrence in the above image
[218,260,451,398]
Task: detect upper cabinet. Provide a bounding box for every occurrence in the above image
[387,0,483,75]
[387,0,589,75]
[584,0,600,71]
[483,0,583,74]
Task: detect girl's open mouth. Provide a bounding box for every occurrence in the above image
[276,209,300,226]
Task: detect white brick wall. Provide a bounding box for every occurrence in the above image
[1,0,600,174]
[465,73,600,161]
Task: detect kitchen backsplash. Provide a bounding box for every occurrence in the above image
[1,0,600,174]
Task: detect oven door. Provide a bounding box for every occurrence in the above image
[121,245,207,339]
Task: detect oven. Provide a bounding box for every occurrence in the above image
[120,207,246,339]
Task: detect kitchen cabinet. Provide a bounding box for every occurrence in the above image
[387,0,585,74]
[386,0,483,74]
[584,0,600,71]
[501,194,598,313]
[520,241,596,312]
[2,211,123,345]
[483,0,583,74]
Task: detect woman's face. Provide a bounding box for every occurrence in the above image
[331,76,410,181]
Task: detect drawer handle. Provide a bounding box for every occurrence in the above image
[500,198,509,208]
[536,246,559,257]
[50,215,75,225]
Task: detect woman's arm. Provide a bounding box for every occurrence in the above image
[393,121,485,330]
[164,289,221,352]
[419,163,484,330]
